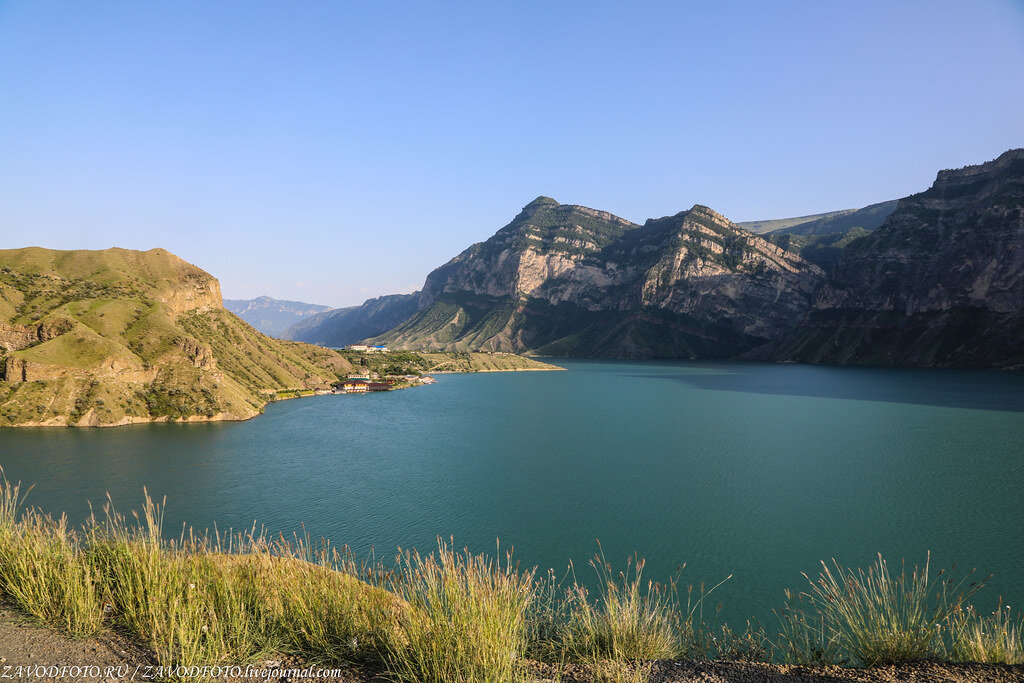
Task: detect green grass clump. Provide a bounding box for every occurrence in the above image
[0,474,103,636]
[563,553,685,663]
[776,587,843,666]
[251,537,401,665]
[386,541,536,683]
[949,600,1023,664]
[777,553,986,666]
[534,550,732,681]
[86,492,275,671]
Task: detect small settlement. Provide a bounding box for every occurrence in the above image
[333,345,436,394]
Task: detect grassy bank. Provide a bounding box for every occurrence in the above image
[0,474,1020,682]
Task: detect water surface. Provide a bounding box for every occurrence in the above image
[2,360,1022,628]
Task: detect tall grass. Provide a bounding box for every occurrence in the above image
[253,535,401,665]
[385,541,536,683]
[86,492,277,669]
[776,588,843,666]
[949,600,1023,664]
[0,469,1020,678]
[0,473,102,637]
[778,553,987,666]
[553,550,735,682]
[563,553,683,662]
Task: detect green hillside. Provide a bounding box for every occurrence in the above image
[0,248,356,427]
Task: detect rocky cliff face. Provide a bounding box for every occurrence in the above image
[755,149,1024,367]
[376,198,825,357]
[417,197,640,309]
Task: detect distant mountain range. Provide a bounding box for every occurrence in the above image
[284,148,1024,368]
[279,294,419,347]
[224,296,331,337]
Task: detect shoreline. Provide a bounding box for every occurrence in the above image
[429,365,565,374]
[0,363,564,428]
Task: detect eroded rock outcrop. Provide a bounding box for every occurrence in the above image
[376,198,825,357]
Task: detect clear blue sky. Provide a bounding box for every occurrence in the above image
[2,1,1022,307]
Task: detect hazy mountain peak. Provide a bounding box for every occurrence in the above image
[223,296,332,337]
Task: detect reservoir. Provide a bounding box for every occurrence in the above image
[1,359,1022,629]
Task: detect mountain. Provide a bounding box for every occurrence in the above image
[281,293,420,347]
[223,296,331,338]
[0,248,355,427]
[767,227,872,272]
[767,200,899,237]
[751,149,1024,368]
[371,197,825,358]
[737,210,851,235]
[738,200,897,237]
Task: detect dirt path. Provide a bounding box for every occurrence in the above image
[1,604,1021,682]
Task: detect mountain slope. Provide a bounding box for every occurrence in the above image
[0,248,354,427]
[373,198,825,358]
[767,227,872,271]
[223,296,331,337]
[766,200,898,236]
[737,210,850,235]
[752,149,1024,367]
[281,293,419,347]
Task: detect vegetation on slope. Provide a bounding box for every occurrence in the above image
[765,200,898,237]
[768,227,871,271]
[0,478,1020,682]
[0,247,557,427]
[737,200,897,237]
[0,248,356,427]
[337,348,559,376]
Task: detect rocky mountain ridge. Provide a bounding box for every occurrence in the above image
[366,148,1024,366]
[276,148,1024,368]
[754,148,1024,367]
[372,199,826,358]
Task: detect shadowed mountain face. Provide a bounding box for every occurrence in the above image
[281,293,420,347]
[224,296,331,338]
[0,248,353,427]
[371,198,825,358]
[750,149,1024,368]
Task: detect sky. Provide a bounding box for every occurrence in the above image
[1,1,1023,307]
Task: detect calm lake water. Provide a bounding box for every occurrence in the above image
[1,359,1022,629]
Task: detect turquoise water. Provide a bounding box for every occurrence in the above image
[1,359,1022,628]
